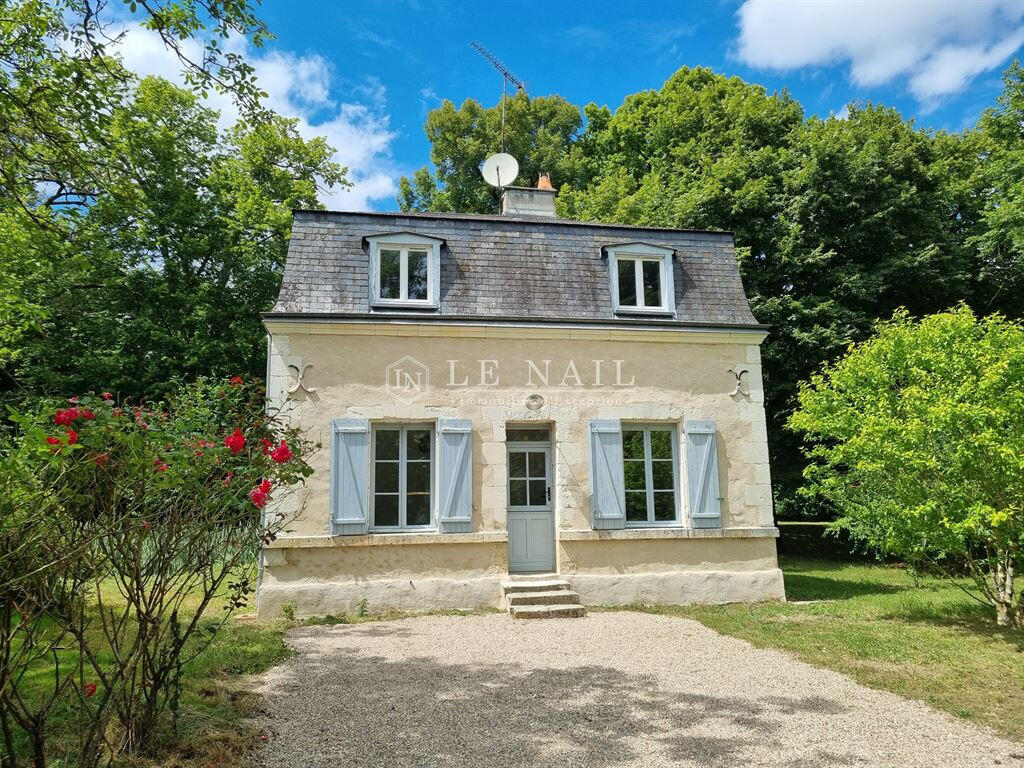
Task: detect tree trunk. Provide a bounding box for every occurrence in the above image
[993,559,1014,627]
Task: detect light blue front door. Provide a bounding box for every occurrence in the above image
[507,445,554,573]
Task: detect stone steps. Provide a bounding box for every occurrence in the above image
[501,575,586,619]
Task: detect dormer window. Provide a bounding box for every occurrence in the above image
[606,242,676,316]
[367,232,443,309]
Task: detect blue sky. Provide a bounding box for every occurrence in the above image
[117,0,1024,210]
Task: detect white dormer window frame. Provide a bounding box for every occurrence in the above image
[367,232,443,309]
[606,242,676,316]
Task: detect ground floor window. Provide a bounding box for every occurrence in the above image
[622,425,678,525]
[372,425,433,529]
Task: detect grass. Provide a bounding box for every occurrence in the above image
[609,556,1024,744]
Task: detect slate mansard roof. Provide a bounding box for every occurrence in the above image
[269,210,763,329]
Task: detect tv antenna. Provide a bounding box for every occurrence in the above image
[470,41,526,153]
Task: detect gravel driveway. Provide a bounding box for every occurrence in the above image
[255,612,1021,768]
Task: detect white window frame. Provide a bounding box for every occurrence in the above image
[367,232,442,309]
[370,423,436,531]
[606,242,676,316]
[621,423,680,527]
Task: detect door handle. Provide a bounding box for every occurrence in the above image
[546,486,551,502]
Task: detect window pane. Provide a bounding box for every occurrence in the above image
[509,479,527,506]
[407,250,428,300]
[379,250,401,299]
[406,429,431,460]
[654,491,676,521]
[374,494,399,526]
[406,494,431,526]
[527,451,545,478]
[649,430,672,459]
[375,430,399,460]
[406,461,430,494]
[528,480,546,506]
[652,460,674,490]
[625,491,647,521]
[506,428,549,442]
[624,459,646,491]
[642,260,662,307]
[622,430,644,460]
[509,451,526,478]
[375,461,398,493]
[617,259,637,306]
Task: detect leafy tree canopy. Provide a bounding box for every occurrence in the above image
[790,307,1024,627]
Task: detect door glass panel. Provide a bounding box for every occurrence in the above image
[654,491,676,521]
[649,430,672,459]
[379,250,401,299]
[528,480,546,506]
[406,494,431,526]
[509,479,528,507]
[624,459,646,491]
[375,430,400,459]
[509,452,526,478]
[506,428,549,442]
[622,430,644,460]
[625,491,647,521]
[617,259,637,306]
[642,259,662,307]
[407,250,428,300]
[651,460,674,490]
[374,494,399,526]
[527,451,545,478]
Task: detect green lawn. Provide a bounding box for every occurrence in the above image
[619,556,1024,743]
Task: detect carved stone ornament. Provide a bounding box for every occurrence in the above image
[728,367,750,397]
[287,363,317,396]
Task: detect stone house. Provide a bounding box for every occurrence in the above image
[257,180,784,617]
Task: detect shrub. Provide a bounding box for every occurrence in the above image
[0,377,312,766]
[790,307,1024,627]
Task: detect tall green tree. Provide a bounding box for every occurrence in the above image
[398,92,586,213]
[14,77,346,398]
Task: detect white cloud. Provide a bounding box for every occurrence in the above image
[112,24,398,210]
[735,0,1024,106]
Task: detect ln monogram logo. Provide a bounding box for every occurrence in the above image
[385,356,430,403]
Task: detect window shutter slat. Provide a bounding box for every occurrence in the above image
[589,419,626,530]
[438,418,473,533]
[685,420,722,529]
[330,418,370,535]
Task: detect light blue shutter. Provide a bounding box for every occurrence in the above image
[685,420,722,528]
[589,419,626,530]
[330,418,370,535]
[438,419,473,533]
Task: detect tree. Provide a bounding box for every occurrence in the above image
[12,77,346,399]
[398,92,585,213]
[790,307,1024,627]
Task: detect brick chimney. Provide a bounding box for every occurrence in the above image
[500,172,556,217]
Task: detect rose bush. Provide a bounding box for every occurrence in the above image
[0,376,312,766]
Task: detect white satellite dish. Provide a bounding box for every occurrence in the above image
[481,153,519,188]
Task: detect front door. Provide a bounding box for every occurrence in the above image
[506,444,555,573]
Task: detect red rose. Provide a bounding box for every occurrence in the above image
[80,409,95,420]
[101,392,113,400]
[249,488,269,508]
[229,376,244,386]
[46,436,61,446]
[93,453,109,467]
[260,438,273,455]
[224,428,245,454]
[66,430,78,445]
[84,683,97,698]
[222,471,235,486]
[258,478,271,494]
[270,442,293,463]
[153,458,169,472]
[65,407,79,421]
[67,396,79,404]
[54,410,72,426]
